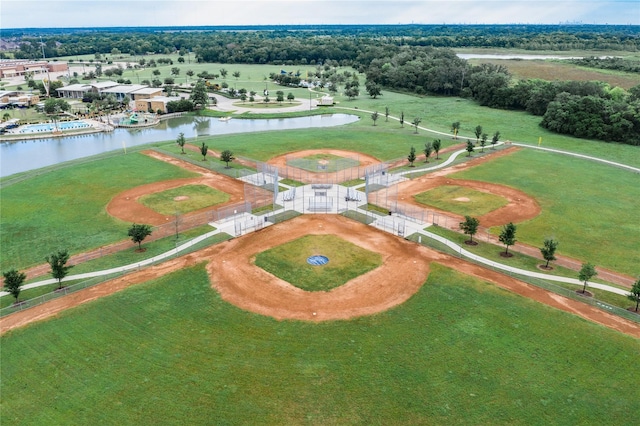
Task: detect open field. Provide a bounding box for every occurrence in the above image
[452,149,640,276]
[2,263,638,424]
[466,58,640,89]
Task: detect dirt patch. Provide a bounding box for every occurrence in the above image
[3,215,639,338]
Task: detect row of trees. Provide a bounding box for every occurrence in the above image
[8,25,639,61]
[364,51,640,145]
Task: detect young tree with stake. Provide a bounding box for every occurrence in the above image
[176,132,186,154]
[578,262,597,294]
[200,142,208,161]
[459,216,480,245]
[2,269,26,303]
[220,150,235,168]
[540,238,559,268]
[407,146,416,167]
[432,139,441,159]
[499,222,517,256]
[628,278,640,312]
[465,139,474,157]
[423,142,433,162]
[371,111,379,126]
[46,249,73,289]
[128,224,153,251]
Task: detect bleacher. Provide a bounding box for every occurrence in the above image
[345,187,363,202]
[282,187,296,201]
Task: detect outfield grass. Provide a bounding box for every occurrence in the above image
[254,235,382,292]
[139,184,230,215]
[0,153,197,271]
[452,149,640,276]
[2,264,638,424]
[287,153,360,173]
[414,185,509,217]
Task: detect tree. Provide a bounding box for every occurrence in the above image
[128,224,153,251]
[43,98,70,132]
[365,81,381,98]
[498,222,517,256]
[628,278,640,312]
[423,142,433,162]
[171,67,180,76]
[481,133,488,148]
[491,131,501,149]
[400,111,404,128]
[385,106,389,122]
[46,249,72,289]
[287,92,295,102]
[474,125,483,144]
[200,142,209,161]
[3,269,26,303]
[407,146,416,167]
[412,117,421,134]
[220,149,235,168]
[451,121,460,139]
[540,238,559,268]
[459,216,480,244]
[190,80,209,109]
[176,132,186,154]
[232,71,240,79]
[276,90,284,104]
[371,111,379,126]
[578,262,597,294]
[432,138,441,159]
[465,139,474,157]
[479,136,486,152]
[220,68,228,79]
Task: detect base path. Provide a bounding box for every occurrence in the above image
[2,215,639,338]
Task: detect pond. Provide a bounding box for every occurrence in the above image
[0,114,359,178]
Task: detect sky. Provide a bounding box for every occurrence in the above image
[1,0,639,29]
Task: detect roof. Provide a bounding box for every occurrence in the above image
[131,87,163,95]
[56,84,91,92]
[101,84,148,94]
[90,81,119,90]
[138,96,181,103]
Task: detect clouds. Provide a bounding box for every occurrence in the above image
[1,1,638,28]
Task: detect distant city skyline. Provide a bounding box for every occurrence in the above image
[1,0,638,29]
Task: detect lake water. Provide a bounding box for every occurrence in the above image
[456,54,585,60]
[0,114,359,177]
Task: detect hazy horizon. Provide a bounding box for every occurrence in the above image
[1,1,638,30]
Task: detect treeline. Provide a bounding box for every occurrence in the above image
[364,49,640,145]
[5,25,640,61]
[567,56,640,73]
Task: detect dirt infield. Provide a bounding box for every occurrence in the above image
[106,151,247,225]
[396,176,541,228]
[2,215,638,337]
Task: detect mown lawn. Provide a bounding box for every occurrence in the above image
[1,264,638,424]
[452,149,640,276]
[0,153,197,271]
[254,235,382,291]
[414,185,509,217]
[139,184,230,215]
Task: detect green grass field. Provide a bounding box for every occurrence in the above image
[2,264,638,424]
[452,149,640,276]
[254,235,382,292]
[139,184,230,215]
[414,185,509,217]
[0,153,197,271]
[287,153,361,173]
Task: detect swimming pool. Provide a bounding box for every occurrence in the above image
[19,121,92,134]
